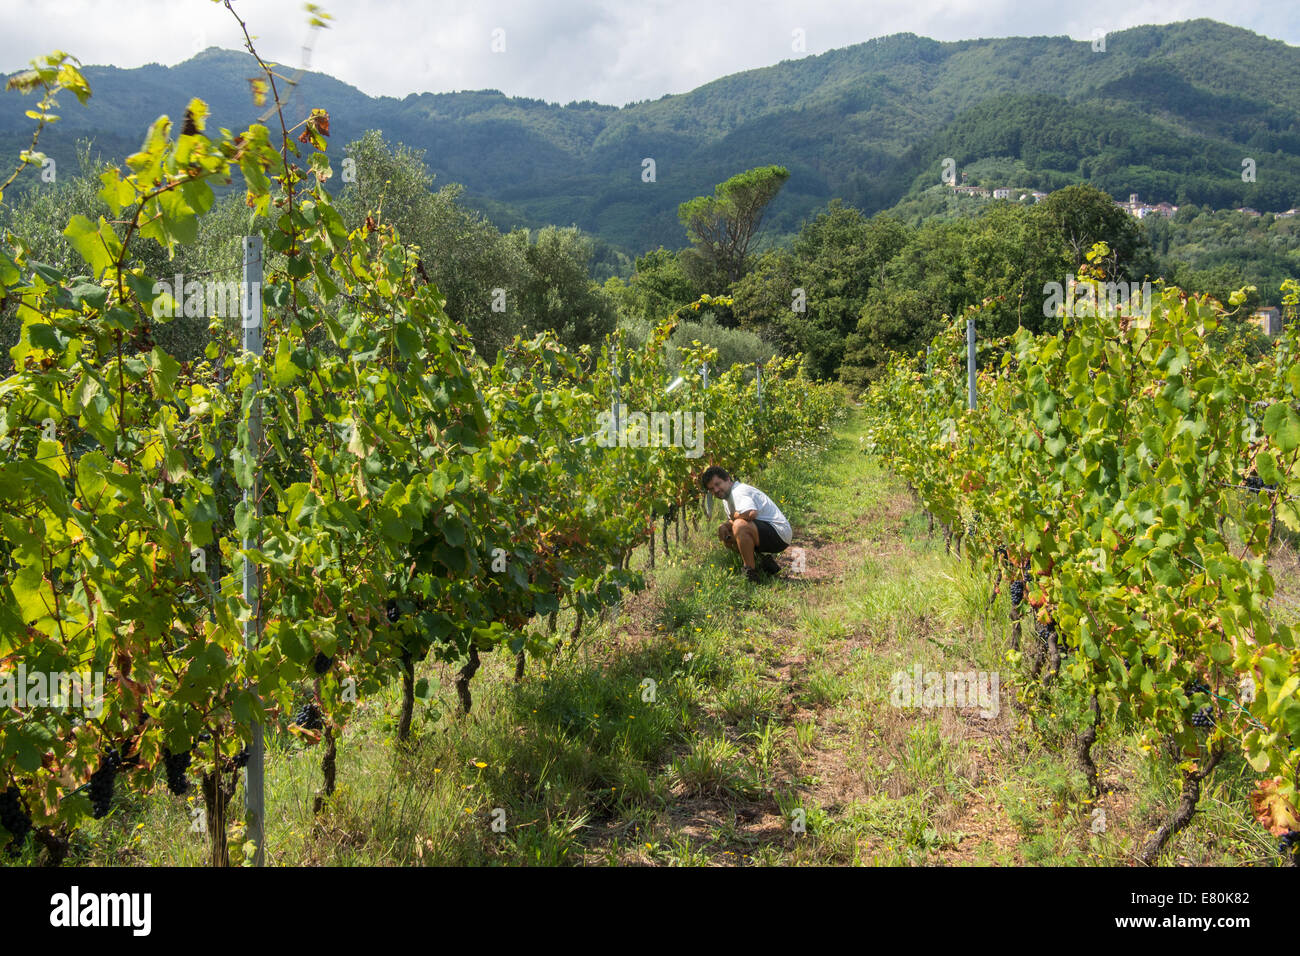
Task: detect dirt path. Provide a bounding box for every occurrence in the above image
[577,433,1044,865]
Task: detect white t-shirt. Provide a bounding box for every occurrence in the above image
[726,481,792,544]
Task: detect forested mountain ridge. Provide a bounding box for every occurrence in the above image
[2,19,1297,258]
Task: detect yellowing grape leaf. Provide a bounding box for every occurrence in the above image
[1250,777,1300,835]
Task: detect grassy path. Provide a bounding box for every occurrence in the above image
[68,409,1281,866]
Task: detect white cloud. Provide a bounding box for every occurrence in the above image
[0,0,1293,106]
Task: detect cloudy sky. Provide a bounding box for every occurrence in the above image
[1,0,1295,106]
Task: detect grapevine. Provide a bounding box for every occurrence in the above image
[864,248,1300,863]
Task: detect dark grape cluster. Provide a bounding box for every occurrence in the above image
[294,702,324,730]
[1280,830,1300,860]
[0,786,32,855]
[1190,706,1215,730]
[1034,620,1070,657]
[386,599,400,623]
[1245,473,1277,492]
[88,750,120,819]
[1009,579,1025,607]
[312,651,333,675]
[232,745,251,770]
[162,748,191,796]
[1185,681,1210,697]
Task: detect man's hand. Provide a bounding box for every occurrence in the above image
[718,522,734,544]
[731,509,758,523]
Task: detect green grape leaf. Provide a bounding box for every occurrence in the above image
[1262,402,1300,454]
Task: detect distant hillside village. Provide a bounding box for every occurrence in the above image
[1113,193,1299,221]
[948,180,1299,221]
[949,182,1048,202]
[1117,193,1177,219]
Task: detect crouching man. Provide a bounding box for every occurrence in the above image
[700,465,791,583]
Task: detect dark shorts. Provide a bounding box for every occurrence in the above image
[754,520,789,554]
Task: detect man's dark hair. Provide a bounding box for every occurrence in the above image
[699,465,731,490]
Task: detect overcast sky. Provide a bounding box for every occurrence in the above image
[1,0,1295,107]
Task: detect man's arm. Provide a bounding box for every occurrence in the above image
[719,511,756,541]
[728,490,759,523]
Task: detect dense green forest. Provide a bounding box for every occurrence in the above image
[3,19,1298,257]
[4,135,1281,391]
